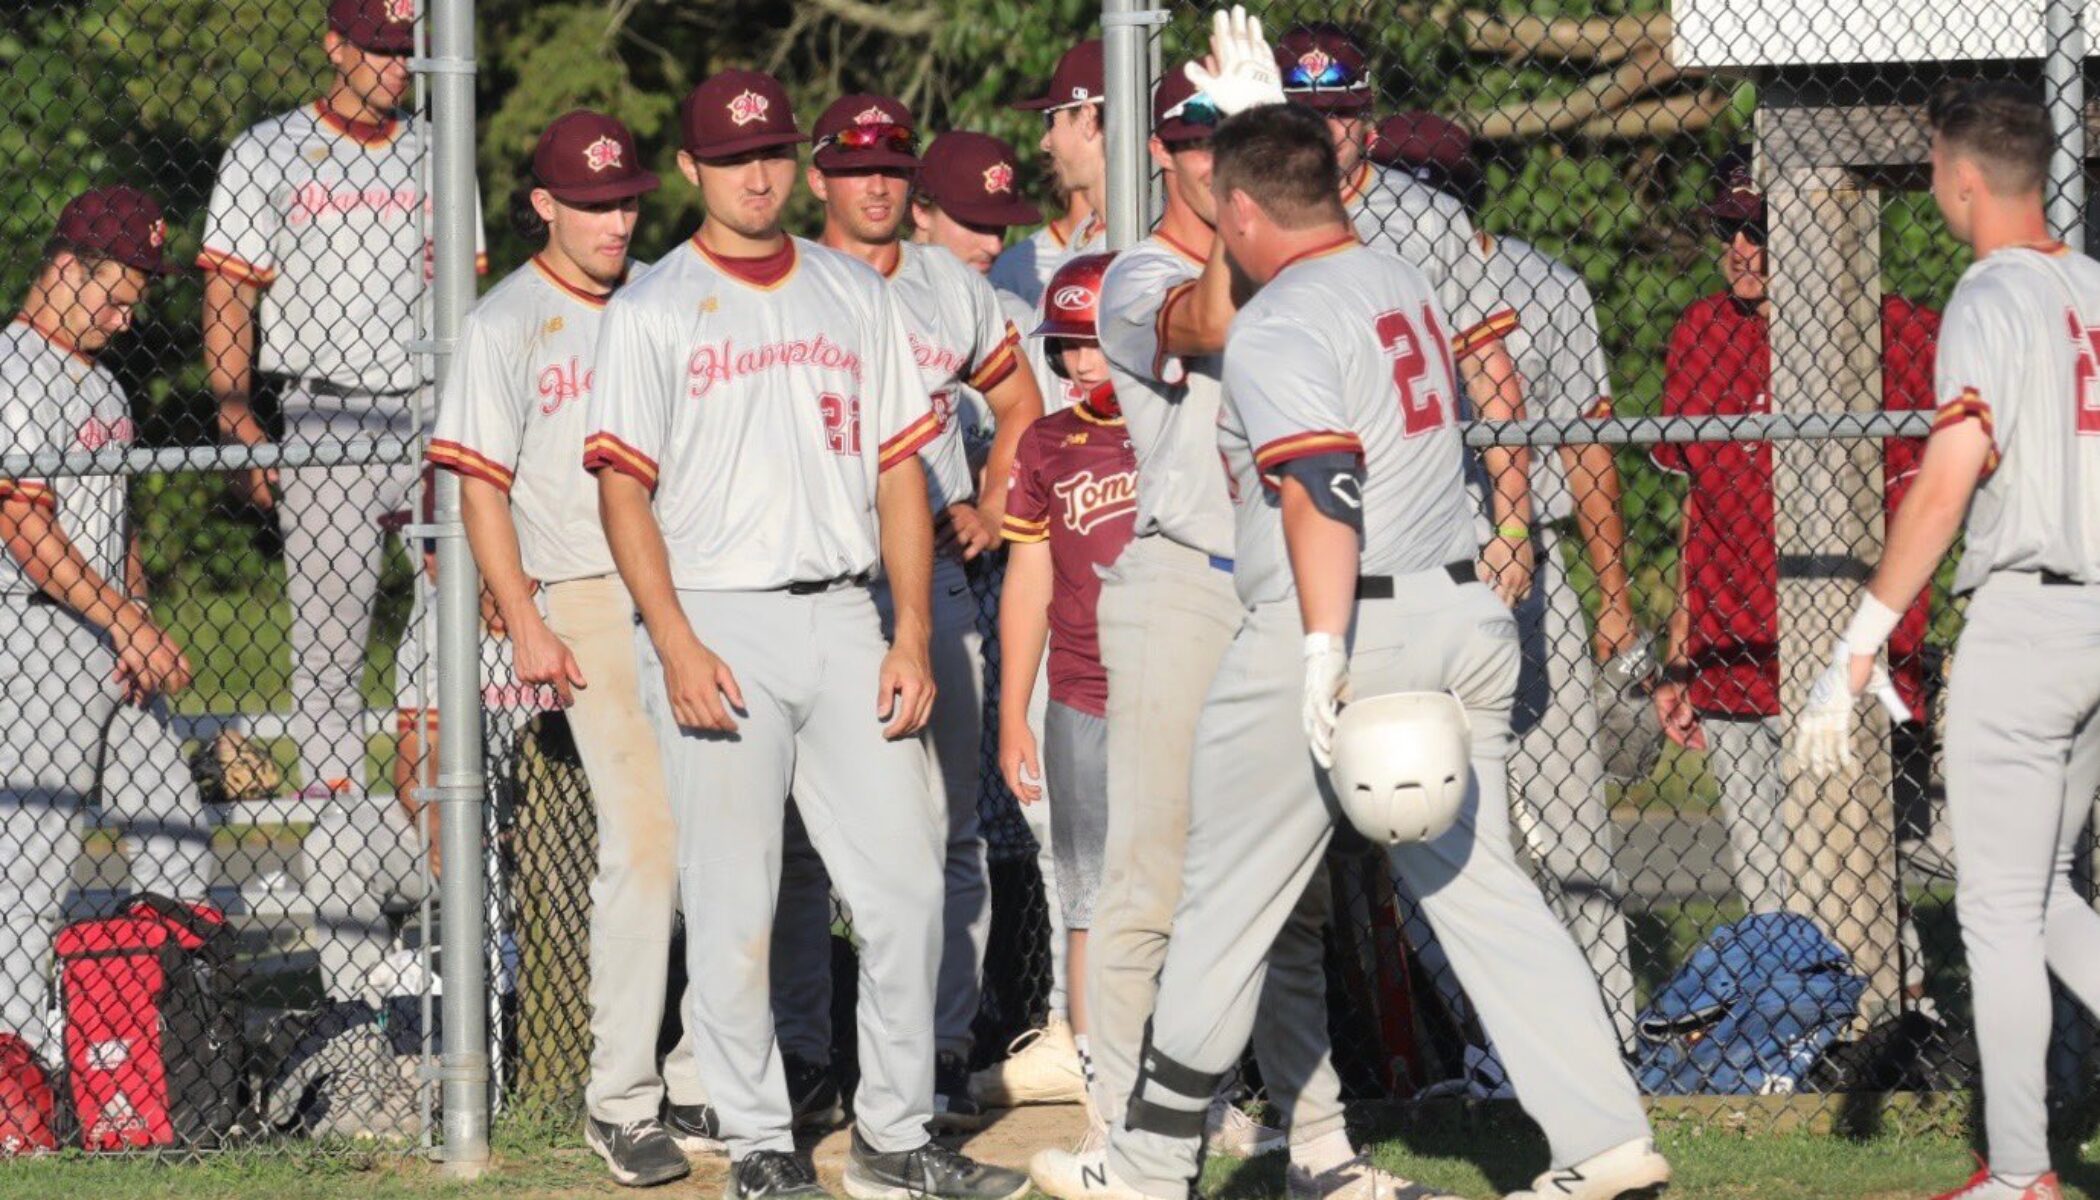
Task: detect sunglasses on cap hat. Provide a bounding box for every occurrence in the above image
[1283,56,1367,93]
[814,122,918,156]
[1161,93,1223,129]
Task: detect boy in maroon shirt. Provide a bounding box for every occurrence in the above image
[997,253,1134,1136]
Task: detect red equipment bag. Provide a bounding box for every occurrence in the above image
[0,1034,59,1156]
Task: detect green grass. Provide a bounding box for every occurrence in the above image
[0,1123,2090,1199]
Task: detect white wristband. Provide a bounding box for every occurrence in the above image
[1841,592,1902,656]
[1304,632,1345,660]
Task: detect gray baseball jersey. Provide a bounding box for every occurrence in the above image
[1452,233,1613,525]
[199,103,484,396]
[1097,233,1235,560]
[885,241,1023,510]
[0,318,130,595]
[1346,163,1475,313]
[429,257,648,584]
[1934,245,2100,593]
[988,215,1105,307]
[584,236,934,590]
[1219,240,1477,607]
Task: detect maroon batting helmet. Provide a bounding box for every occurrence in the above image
[1033,252,1115,378]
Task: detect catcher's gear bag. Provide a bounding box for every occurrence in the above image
[1327,691,1471,845]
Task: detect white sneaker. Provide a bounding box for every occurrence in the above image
[1287,1154,1464,1200]
[1205,1097,1285,1160]
[1029,1147,1151,1200]
[1505,1138,1671,1199]
[969,1017,1086,1107]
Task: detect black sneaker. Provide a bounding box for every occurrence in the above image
[729,1149,832,1200]
[929,1051,989,1133]
[843,1131,1029,1200]
[585,1114,692,1188]
[786,1053,845,1130]
[663,1100,728,1155]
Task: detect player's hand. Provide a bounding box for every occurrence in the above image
[510,613,587,708]
[1796,638,1911,777]
[1001,720,1043,805]
[240,466,280,512]
[939,503,996,563]
[658,628,744,733]
[1652,678,1706,751]
[113,620,193,703]
[877,643,937,739]
[1184,5,1285,117]
[1302,632,1350,768]
[1593,598,1639,663]
[1478,533,1535,607]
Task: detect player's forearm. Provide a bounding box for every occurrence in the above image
[1867,425,1988,617]
[977,374,1044,525]
[996,545,1053,731]
[126,533,147,604]
[2,500,149,636]
[459,476,541,630]
[1279,479,1359,640]
[1664,497,1694,667]
[203,273,260,419]
[1562,444,1633,615]
[876,459,936,650]
[596,472,691,649]
[1163,237,1237,357]
[1464,344,1532,532]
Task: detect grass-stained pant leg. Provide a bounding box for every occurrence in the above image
[1944,576,2100,1178]
[547,575,706,1122]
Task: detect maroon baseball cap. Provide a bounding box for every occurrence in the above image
[1013,40,1105,112]
[812,94,919,172]
[1152,67,1215,145]
[1699,167,1766,228]
[52,185,171,276]
[681,69,808,160]
[1275,24,1373,113]
[533,110,660,204]
[918,132,1040,228]
[328,0,416,55]
[1370,111,1472,174]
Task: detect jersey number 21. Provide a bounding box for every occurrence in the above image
[1376,306,1456,437]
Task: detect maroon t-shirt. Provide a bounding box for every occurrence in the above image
[1000,396,1138,717]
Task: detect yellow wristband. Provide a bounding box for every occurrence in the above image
[1495,522,1531,541]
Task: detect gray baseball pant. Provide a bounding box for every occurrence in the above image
[301,789,426,1006]
[1943,574,2100,1178]
[545,575,707,1122]
[638,586,943,1159]
[1108,573,1648,1197]
[1044,702,1109,929]
[1087,536,1338,1134]
[1703,714,1795,916]
[772,565,989,1061]
[1021,658,1069,1015]
[1,600,217,1055]
[278,394,421,791]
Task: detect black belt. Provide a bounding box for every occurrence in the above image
[2041,570,2089,587]
[1356,561,1474,600]
[784,573,870,595]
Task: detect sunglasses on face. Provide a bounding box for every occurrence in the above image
[815,123,917,155]
[1161,93,1223,128]
[1282,59,1367,92]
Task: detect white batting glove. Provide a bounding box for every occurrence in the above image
[1303,632,1350,768]
[1796,638,1913,777]
[1184,5,1285,117]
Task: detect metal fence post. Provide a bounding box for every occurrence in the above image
[2044,0,2087,251]
[1102,0,1152,250]
[423,0,491,1176]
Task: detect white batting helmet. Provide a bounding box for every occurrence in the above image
[1328,692,1472,845]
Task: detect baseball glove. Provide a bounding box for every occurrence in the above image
[192,729,283,803]
[1593,639,1664,785]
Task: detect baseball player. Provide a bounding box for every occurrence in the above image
[778,93,1044,1131]
[1651,170,1940,936]
[584,68,1026,1200]
[908,132,1091,1109]
[0,187,217,1059]
[1001,40,1109,302]
[199,0,483,800]
[989,183,1096,310]
[1798,81,2100,1200]
[1032,99,1667,1200]
[994,252,1135,1147]
[423,112,720,1186]
[1374,111,1640,1047]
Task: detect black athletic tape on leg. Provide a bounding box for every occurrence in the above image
[1275,453,1364,534]
[1124,1096,1208,1139]
[1122,1018,1220,1139]
[1133,1018,1225,1100]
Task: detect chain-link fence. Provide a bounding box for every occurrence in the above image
[1,0,2097,1180]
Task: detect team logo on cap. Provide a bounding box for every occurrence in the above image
[583,135,624,172]
[1297,49,1333,78]
[728,89,770,127]
[148,218,166,249]
[982,161,1015,195]
[1051,284,1095,313]
[386,0,414,23]
[854,105,891,124]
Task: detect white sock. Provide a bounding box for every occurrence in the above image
[1290,1129,1355,1175]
